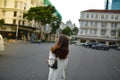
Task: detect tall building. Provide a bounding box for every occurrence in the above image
[77,9,120,45]
[0,0,44,40]
[105,0,120,10]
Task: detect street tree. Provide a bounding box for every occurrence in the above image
[62,27,72,36]
[0,19,5,26]
[24,5,60,40]
[50,16,61,34]
[0,19,5,30]
[24,5,56,24]
[72,27,79,35]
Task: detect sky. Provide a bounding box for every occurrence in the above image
[50,0,105,27]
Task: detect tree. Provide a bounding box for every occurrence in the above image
[50,16,61,34]
[0,19,5,26]
[0,19,5,30]
[24,5,61,40]
[72,27,79,35]
[24,5,56,25]
[62,27,72,36]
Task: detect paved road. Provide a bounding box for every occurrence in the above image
[0,42,120,80]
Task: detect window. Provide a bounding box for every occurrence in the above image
[86,14,89,18]
[24,3,27,10]
[101,15,104,19]
[101,30,106,36]
[14,11,17,17]
[90,30,92,34]
[94,29,97,34]
[18,20,21,25]
[31,0,35,5]
[3,10,5,16]
[95,14,98,19]
[85,29,88,34]
[93,22,97,27]
[4,0,7,7]
[111,23,117,28]
[13,20,16,24]
[91,14,93,18]
[22,21,25,25]
[111,15,114,19]
[115,16,118,20]
[90,21,93,26]
[105,15,108,19]
[101,22,107,27]
[15,1,18,8]
[85,21,88,26]
[111,30,116,36]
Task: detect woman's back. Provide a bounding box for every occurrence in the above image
[48,51,68,80]
[48,35,69,80]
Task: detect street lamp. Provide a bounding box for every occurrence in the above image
[16,19,19,40]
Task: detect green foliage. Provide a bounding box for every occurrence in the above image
[50,16,61,34]
[24,5,57,25]
[72,27,79,35]
[0,19,5,26]
[62,27,72,36]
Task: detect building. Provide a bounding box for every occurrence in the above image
[0,0,44,40]
[77,9,120,45]
[105,0,120,10]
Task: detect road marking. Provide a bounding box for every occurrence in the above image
[113,66,120,72]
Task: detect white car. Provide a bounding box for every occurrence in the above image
[0,34,5,51]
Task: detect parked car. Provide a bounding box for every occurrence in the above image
[92,43,109,50]
[109,44,117,49]
[84,42,97,48]
[30,39,41,43]
[78,42,86,46]
[0,34,5,51]
[70,40,77,44]
[116,46,120,51]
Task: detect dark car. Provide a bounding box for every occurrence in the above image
[116,46,120,51]
[109,44,117,49]
[92,43,109,50]
[84,42,97,48]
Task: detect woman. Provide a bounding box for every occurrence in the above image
[48,35,69,80]
[0,34,5,51]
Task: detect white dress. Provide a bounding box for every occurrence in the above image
[0,35,4,51]
[48,51,68,80]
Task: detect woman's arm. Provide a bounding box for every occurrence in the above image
[48,51,56,67]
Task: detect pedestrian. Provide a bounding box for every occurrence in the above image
[0,34,5,51]
[48,35,69,80]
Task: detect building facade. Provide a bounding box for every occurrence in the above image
[0,0,44,40]
[77,9,120,45]
[105,0,120,10]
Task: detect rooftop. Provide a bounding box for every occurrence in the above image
[81,9,120,14]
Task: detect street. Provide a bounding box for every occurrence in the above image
[0,42,120,80]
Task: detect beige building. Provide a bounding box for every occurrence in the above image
[0,0,44,40]
[77,9,120,45]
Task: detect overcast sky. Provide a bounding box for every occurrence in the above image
[50,0,105,27]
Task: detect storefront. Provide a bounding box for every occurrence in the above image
[0,24,37,41]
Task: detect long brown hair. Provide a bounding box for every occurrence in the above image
[51,35,69,59]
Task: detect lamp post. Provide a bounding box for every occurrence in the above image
[16,13,20,40]
[16,19,19,40]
